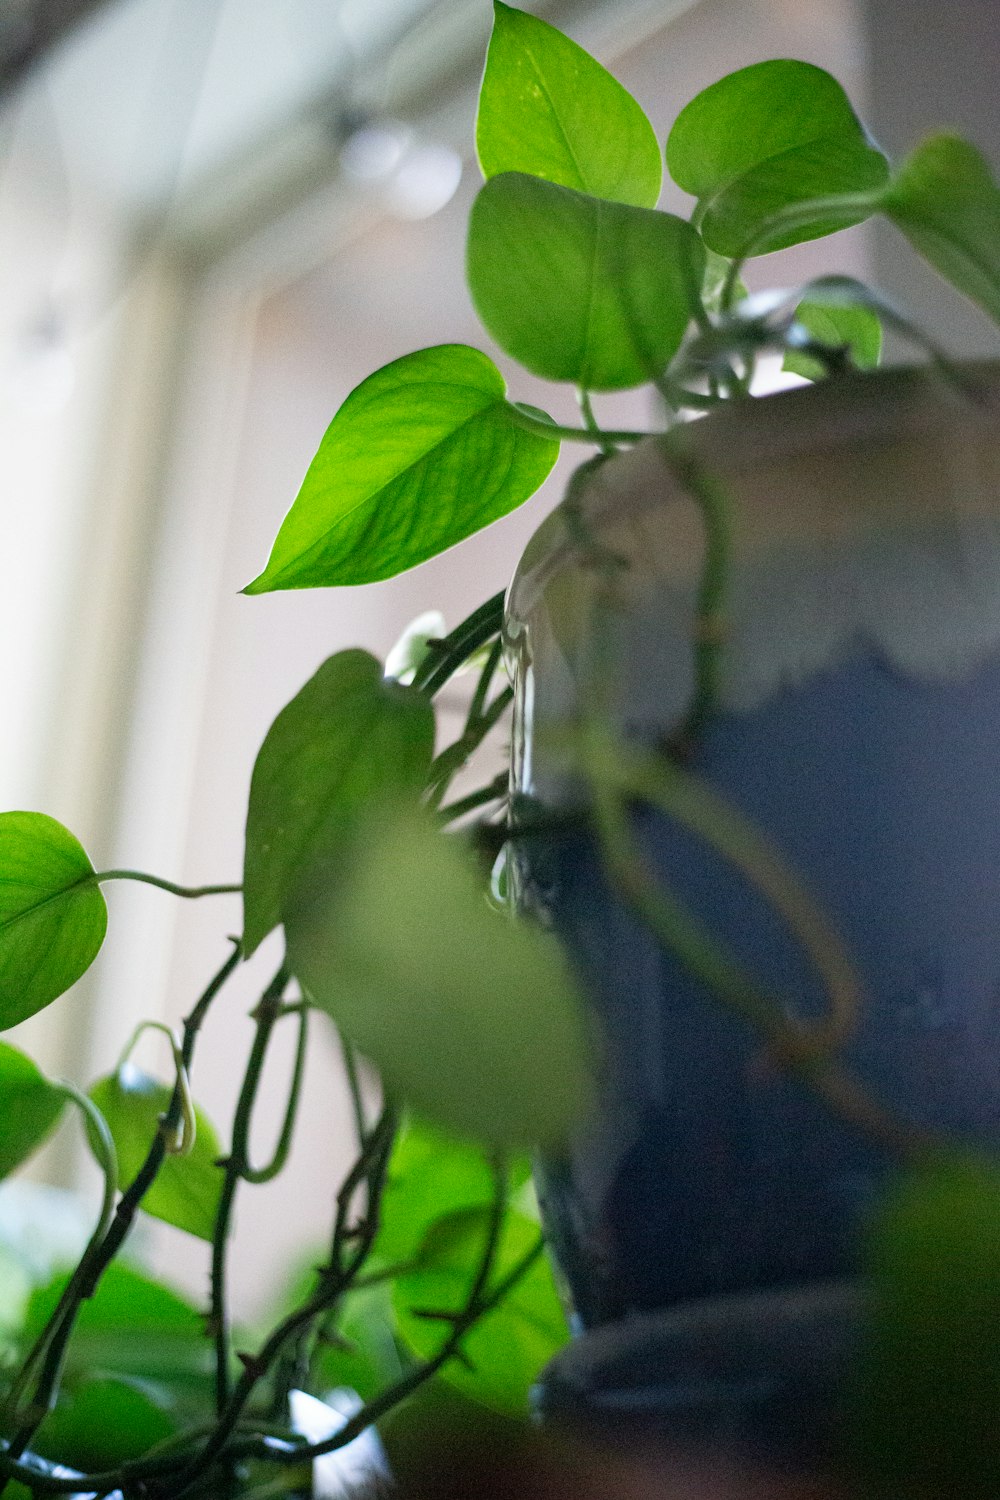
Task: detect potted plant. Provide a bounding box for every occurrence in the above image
[2,3,1000,1496]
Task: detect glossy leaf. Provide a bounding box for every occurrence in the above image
[286,809,594,1149]
[0,812,107,1030]
[35,1375,177,1472]
[244,346,559,592]
[88,1066,223,1241]
[468,173,705,389]
[477,2,661,208]
[242,649,435,955]
[783,296,882,379]
[666,60,889,255]
[855,1157,1000,1493]
[394,1206,568,1413]
[0,1043,65,1179]
[882,134,1000,325]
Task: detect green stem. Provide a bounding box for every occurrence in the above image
[0,1088,117,1471]
[439,771,509,825]
[96,869,241,899]
[339,1034,368,1151]
[660,429,732,746]
[577,388,617,456]
[211,962,290,1415]
[508,406,654,447]
[412,592,504,697]
[241,1002,309,1185]
[426,685,514,807]
[115,1019,196,1154]
[585,734,935,1162]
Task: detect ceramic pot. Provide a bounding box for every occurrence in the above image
[504,362,1000,1455]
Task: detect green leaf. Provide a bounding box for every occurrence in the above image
[242,649,435,955]
[882,134,1000,326]
[244,346,559,592]
[854,1157,1000,1493]
[0,1043,65,1179]
[285,809,594,1150]
[477,2,661,208]
[394,1206,568,1414]
[377,1117,530,1267]
[21,1261,212,1392]
[783,296,882,379]
[87,1068,223,1241]
[312,1282,406,1402]
[0,812,107,1030]
[666,60,889,255]
[35,1375,177,1472]
[468,174,705,390]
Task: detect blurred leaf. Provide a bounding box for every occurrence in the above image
[469,175,704,390]
[700,247,747,314]
[286,809,594,1150]
[783,297,882,379]
[666,60,888,255]
[855,1156,1000,1495]
[0,812,107,1029]
[394,1206,568,1414]
[385,612,447,685]
[244,345,559,592]
[35,1374,177,1472]
[88,1067,222,1241]
[243,649,435,955]
[0,1043,65,1179]
[477,2,661,208]
[312,1283,406,1403]
[21,1261,211,1393]
[883,133,1000,325]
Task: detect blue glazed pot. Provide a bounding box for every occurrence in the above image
[504,363,1000,1454]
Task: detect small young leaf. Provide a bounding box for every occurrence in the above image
[477,2,661,208]
[88,1067,223,1241]
[0,812,107,1030]
[783,297,882,379]
[468,173,705,390]
[666,60,889,256]
[242,649,435,955]
[285,809,594,1150]
[882,134,1000,326]
[0,1043,65,1179]
[244,345,559,592]
[394,1206,568,1413]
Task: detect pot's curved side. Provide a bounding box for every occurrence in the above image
[505,363,1000,1336]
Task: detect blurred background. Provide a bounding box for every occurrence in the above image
[1,0,997,1320]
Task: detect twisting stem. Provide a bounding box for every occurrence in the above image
[241,1003,310,1185]
[96,869,241,899]
[508,406,653,446]
[339,1034,368,1152]
[577,388,617,457]
[426,686,514,807]
[0,1089,118,1468]
[211,962,290,1414]
[115,1019,196,1155]
[176,1108,399,1495]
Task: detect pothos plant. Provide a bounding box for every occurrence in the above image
[2,3,1000,1497]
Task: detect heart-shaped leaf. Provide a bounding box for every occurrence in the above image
[0,1043,65,1179]
[468,173,705,390]
[783,296,882,379]
[666,60,889,256]
[0,812,107,1030]
[394,1205,568,1413]
[285,809,594,1150]
[88,1067,223,1241]
[243,649,435,956]
[34,1374,178,1472]
[882,134,1000,326]
[477,2,661,208]
[244,345,559,592]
